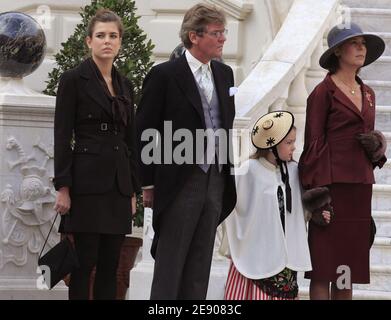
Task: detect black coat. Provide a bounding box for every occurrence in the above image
[136,54,237,247]
[54,59,140,233]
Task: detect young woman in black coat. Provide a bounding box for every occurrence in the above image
[53,9,140,300]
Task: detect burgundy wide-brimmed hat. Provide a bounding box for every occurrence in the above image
[319,22,385,69]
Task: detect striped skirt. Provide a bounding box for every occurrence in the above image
[224,262,296,300]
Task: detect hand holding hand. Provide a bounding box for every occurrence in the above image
[311,204,334,226]
[321,210,332,224]
[302,186,334,227]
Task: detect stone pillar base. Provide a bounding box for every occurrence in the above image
[0,278,67,299]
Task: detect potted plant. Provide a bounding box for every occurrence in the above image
[46,0,153,299]
[44,0,154,103]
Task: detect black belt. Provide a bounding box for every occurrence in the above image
[76,122,119,132]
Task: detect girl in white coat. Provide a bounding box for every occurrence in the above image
[224,111,330,300]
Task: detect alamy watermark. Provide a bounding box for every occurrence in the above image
[36,265,51,290]
[35,5,53,30]
[336,265,352,290]
[336,5,352,30]
[140,121,250,175]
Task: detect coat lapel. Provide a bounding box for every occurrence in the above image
[333,89,364,120]
[325,74,364,120]
[79,60,113,117]
[173,54,205,127]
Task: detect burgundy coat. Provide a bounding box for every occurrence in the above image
[299,73,387,189]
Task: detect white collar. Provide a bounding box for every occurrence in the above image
[185,50,211,75]
[258,157,279,172]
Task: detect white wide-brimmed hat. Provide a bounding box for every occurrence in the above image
[251,111,294,150]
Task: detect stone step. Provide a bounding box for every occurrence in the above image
[355,265,391,292]
[384,132,391,158]
[365,80,391,106]
[372,183,391,211]
[299,286,391,300]
[375,105,391,132]
[374,160,391,184]
[342,0,391,9]
[372,210,391,237]
[350,8,391,33]
[370,236,391,265]
[361,56,391,81]
[351,289,391,299]
[299,266,391,293]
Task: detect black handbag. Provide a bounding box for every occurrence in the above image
[38,213,79,289]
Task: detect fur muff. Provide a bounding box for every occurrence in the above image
[302,187,334,226]
[302,187,331,213]
[356,130,387,162]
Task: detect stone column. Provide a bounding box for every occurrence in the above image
[0,11,67,299]
[287,67,309,156]
[128,207,155,300]
[0,85,66,299]
[305,38,327,94]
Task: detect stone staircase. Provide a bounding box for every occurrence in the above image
[352,0,391,298]
[299,0,391,300]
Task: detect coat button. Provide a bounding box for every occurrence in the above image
[114,146,119,151]
[88,114,92,118]
[84,148,88,152]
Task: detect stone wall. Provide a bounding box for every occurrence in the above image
[0,0,291,91]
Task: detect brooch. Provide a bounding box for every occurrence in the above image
[365,91,373,107]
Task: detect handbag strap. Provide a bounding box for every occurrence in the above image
[38,212,59,259]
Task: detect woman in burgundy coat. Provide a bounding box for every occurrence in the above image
[299,23,387,300]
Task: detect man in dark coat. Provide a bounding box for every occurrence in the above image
[136,3,237,299]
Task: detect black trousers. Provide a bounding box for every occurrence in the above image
[150,165,225,299]
[69,233,124,300]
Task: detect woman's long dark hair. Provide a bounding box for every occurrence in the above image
[327,49,361,75]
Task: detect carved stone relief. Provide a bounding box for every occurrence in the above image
[0,136,57,269]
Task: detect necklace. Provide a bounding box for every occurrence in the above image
[337,76,360,95]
